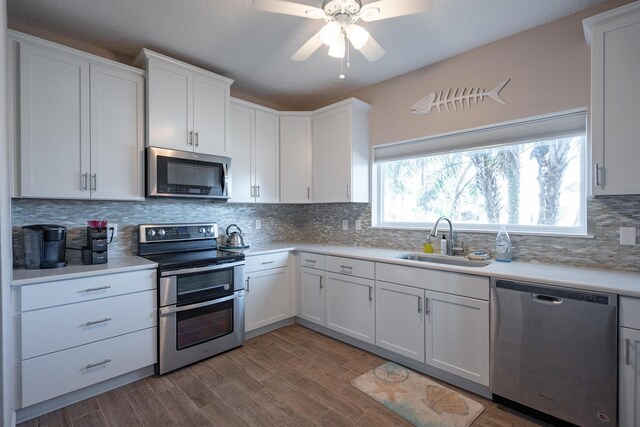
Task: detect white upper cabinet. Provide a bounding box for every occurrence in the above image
[135,49,233,156]
[312,98,371,203]
[11,31,144,200]
[280,113,313,203]
[228,99,279,203]
[584,2,640,195]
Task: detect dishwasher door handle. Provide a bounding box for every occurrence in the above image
[531,294,563,304]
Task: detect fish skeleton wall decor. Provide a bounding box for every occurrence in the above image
[411,78,510,115]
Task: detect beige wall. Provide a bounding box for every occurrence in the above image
[345,0,632,147]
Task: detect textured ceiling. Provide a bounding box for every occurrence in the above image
[7,0,608,110]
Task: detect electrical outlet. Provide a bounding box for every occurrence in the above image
[355,220,362,231]
[620,226,636,245]
[342,220,349,230]
[255,219,261,230]
[107,224,118,238]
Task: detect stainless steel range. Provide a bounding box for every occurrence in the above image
[138,223,246,375]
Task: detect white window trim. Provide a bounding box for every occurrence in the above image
[372,109,589,236]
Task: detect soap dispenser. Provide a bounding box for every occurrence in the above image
[495,226,512,262]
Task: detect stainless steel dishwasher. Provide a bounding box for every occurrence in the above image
[490,279,617,427]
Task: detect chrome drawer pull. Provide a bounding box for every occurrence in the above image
[340,265,353,273]
[84,318,112,327]
[626,338,631,366]
[246,277,250,293]
[305,259,316,263]
[418,296,422,313]
[425,298,430,315]
[261,261,275,265]
[84,286,111,292]
[85,359,111,369]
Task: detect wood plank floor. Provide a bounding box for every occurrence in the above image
[20,324,539,426]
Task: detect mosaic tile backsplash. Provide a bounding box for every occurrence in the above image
[11,196,640,272]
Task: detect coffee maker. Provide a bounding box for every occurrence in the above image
[23,224,68,269]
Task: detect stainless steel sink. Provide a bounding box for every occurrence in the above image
[396,253,491,267]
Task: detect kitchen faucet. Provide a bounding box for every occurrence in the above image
[430,216,453,256]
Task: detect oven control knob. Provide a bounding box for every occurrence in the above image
[157,229,166,237]
[199,227,206,234]
[147,229,156,237]
[206,227,213,233]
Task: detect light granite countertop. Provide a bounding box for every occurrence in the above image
[12,256,157,286]
[243,243,640,298]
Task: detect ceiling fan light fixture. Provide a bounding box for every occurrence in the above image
[328,32,346,58]
[320,21,342,46]
[346,24,369,50]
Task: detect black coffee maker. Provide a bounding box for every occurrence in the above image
[22,224,68,269]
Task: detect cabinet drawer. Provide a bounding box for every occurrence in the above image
[245,252,289,272]
[620,297,640,329]
[21,269,157,311]
[299,252,325,270]
[325,256,374,279]
[22,327,156,408]
[376,263,489,301]
[22,290,156,360]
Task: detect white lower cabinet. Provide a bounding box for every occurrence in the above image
[424,290,489,385]
[18,268,157,408]
[325,272,375,344]
[299,266,326,326]
[619,297,640,427]
[245,252,291,332]
[375,281,425,361]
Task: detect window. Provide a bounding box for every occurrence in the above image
[373,110,587,234]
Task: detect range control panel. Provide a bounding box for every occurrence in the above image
[139,223,218,243]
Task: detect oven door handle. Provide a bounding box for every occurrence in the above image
[160,261,246,277]
[159,291,245,315]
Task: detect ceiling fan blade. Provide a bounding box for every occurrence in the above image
[358,35,385,62]
[291,30,324,61]
[253,0,324,19]
[360,0,434,22]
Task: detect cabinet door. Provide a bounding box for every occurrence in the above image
[620,327,640,427]
[254,110,280,203]
[424,290,489,386]
[89,64,144,200]
[313,105,351,202]
[193,72,227,155]
[299,267,325,326]
[280,115,312,203]
[19,43,90,198]
[325,273,374,344]
[245,267,289,332]
[228,103,255,202]
[147,58,193,151]
[591,13,640,195]
[375,281,424,362]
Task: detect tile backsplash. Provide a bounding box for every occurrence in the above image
[11,195,640,272]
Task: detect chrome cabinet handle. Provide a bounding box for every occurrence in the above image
[81,173,88,191]
[347,184,351,200]
[305,259,316,264]
[307,187,311,199]
[246,277,250,293]
[340,265,353,274]
[84,286,111,292]
[84,317,111,327]
[595,163,604,188]
[91,174,97,191]
[261,261,275,265]
[86,359,111,369]
[188,130,194,146]
[425,297,430,315]
[319,276,324,289]
[418,296,422,313]
[256,185,261,198]
[626,338,631,366]
[195,131,199,147]
[368,287,373,301]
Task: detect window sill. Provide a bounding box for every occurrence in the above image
[371,225,595,239]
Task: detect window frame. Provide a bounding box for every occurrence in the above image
[372,110,589,236]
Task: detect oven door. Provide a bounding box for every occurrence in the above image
[157,290,245,375]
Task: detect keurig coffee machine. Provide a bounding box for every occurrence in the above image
[22,224,68,269]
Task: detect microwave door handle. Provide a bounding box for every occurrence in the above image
[222,163,229,196]
[159,291,244,315]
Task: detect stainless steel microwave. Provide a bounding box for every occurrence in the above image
[146,147,231,199]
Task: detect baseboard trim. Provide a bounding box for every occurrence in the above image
[246,317,296,340]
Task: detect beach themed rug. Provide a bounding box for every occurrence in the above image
[352,362,484,427]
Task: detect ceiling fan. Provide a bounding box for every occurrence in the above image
[253,0,434,62]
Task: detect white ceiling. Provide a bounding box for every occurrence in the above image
[7,0,608,110]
